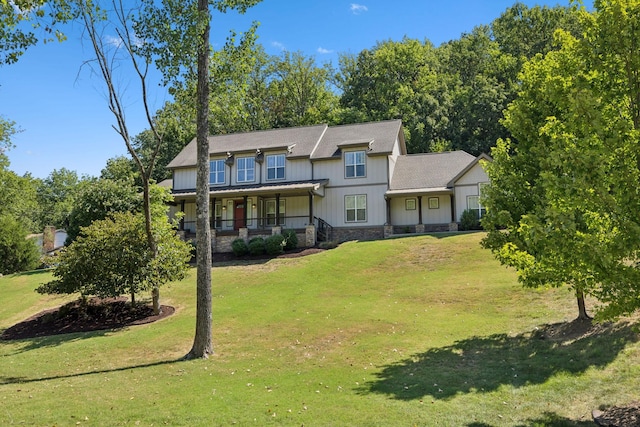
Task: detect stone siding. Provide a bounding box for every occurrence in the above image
[331,226,385,243]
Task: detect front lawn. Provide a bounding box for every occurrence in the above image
[0,233,637,426]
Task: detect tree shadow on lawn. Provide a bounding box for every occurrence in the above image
[0,358,182,385]
[364,318,638,401]
[467,411,596,427]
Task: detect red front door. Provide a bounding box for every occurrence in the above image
[234,200,245,230]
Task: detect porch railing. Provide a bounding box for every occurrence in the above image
[314,216,333,242]
[180,215,311,235]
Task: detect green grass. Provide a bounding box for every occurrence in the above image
[1,233,638,426]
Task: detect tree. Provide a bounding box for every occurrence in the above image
[267,51,339,128]
[137,0,261,358]
[481,0,640,321]
[0,213,40,275]
[37,186,191,303]
[65,177,141,243]
[35,168,80,230]
[337,38,450,153]
[0,0,75,65]
[100,155,139,185]
[0,116,19,151]
[438,26,516,155]
[0,153,39,233]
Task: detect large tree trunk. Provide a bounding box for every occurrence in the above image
[576,289,590,320]
[186,0,213,359]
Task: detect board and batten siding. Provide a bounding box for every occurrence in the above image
[390,195,452,226]
[315,183,388,227]
[453,162,490,221]
[312,153,389,186]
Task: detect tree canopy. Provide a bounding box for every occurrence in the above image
[482,0,640,321]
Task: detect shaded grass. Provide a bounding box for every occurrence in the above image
[0,233,638,426]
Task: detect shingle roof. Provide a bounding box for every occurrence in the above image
[310,119,404,159]
[167,124,328,169]
[389,151,476,192]
[166,119,404,169]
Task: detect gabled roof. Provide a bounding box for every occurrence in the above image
[166,119,405,169]
[387,151,476,195]
[167,124,328,169]
[447,153,492,187]
[310,119,404,159]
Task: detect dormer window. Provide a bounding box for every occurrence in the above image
[345,150,366,178]
[266,154,285,180]
[237,157,255,183]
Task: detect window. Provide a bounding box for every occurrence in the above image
[345,151,366,178]
[467,195,486,217]
[345,195,367,222]
[405,199,416,210]
[237,157,255,183]
[265,199,285,226]
[428,197,439,209]
[467,182,489,217]
[209,159,225,185]
[213,202,222,228]
[266,154,285,180]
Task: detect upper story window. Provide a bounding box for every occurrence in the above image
[209,159,225,185]
[266,154,285,181]
[345,151,366,178]
[237,157,255,183]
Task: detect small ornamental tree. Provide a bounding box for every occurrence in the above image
[37,197,191,305]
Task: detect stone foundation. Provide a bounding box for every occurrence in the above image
[332,226,385,243]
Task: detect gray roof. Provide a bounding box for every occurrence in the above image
[310,119,404,159]
[166,119,404,169]
[389,151,476,193]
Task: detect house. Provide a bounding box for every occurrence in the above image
[166,119,490,252]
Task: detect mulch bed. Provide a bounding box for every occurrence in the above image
[1,297,174,341]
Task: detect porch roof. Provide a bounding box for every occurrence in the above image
[385,187,453,197]
[172,179,329,199]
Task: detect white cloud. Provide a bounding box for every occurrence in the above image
[350,3,368,14]
[271,41,286,51]
[104,35,123,48]
[317,47,333,54]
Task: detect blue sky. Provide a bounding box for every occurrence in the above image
[1,0,589,179]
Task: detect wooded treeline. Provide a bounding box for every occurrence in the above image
[0,2,582,273]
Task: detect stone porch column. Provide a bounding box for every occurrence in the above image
[306,224,316,247]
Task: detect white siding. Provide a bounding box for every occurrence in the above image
[315,184,388,227]
[453,162,490,221]
[312,154,389,186]
[390,195,452,226]
[173,168,197,191]
[455,162,488,186]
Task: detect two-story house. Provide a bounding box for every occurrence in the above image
[167,119,490,252]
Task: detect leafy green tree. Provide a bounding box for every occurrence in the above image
[0,153,39,232]
[35,168,80,230]
[438,26,516,155]
[65,177,141,243]
[100,155,139,185]
[267,51,339,128]
[0,0,75,65]
[0,116,19,151]
[337,38,450,153]
[37,187,191,304]
[0,213,40,275]
[482,0,640,321]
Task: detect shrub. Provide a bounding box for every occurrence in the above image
[460,209,481,231]
[265,234,285,255]
[282,229,298,251]
[231,238,248,256]
[248,237,266,256]
[36,211,191,303]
